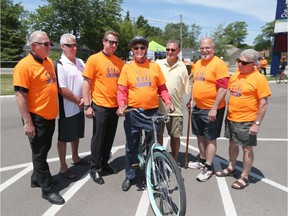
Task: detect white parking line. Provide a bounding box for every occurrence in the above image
[214,159,237,216]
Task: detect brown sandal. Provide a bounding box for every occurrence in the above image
[231,176,249,190]
[215,167,236,177]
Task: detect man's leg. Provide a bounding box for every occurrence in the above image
[170,137,180,161]
[241,145,254,179]
[197,135,207,161]
[204,139,216,166]
[71,139,80,163]
[227,139,239,170]
[57,141,68,172]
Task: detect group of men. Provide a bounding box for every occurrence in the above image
[13,30,271,205]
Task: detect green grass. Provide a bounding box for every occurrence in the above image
[0,74,14,96]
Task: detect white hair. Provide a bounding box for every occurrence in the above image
[28,30,48,47]
[60,33,76,44]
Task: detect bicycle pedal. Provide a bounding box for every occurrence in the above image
[132,163,140,170]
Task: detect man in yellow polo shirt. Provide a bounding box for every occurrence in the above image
[156,39,190,162]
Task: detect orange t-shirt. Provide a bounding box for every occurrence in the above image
[227,68,271,122]
[192,56,229,109]
[118,61,166,110]
[82,52,124,108]
[260,59,268,68]
[13,53,58,119]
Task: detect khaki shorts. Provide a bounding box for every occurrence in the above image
[224,119,257,146]
[159,116,183,138]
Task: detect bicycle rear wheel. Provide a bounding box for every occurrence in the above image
[146,149,186,216]
[275,74,281,84]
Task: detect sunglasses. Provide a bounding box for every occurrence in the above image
[33,41,53,47]
[105,39,118,46]
[133,46,146,50]
[166,48,176,52]
[64,43,77,48]
[236,58,254,65]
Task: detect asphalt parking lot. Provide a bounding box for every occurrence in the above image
[0,81,287,216]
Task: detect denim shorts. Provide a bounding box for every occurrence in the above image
[224,119,257,146]
[191,106,225,140]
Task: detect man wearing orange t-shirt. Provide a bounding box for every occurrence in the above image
[117,36,175,192]
[187,37,230,182]
[259,56,268,76]
[82,31,124,185]
[215,49,271,190]
[13,31,65,205]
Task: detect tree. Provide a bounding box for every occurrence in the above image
[253,21,274,52]
[0,0,28,62]
[185,23,201,49]
[211,23,229,58]
[27,0,123,57]
[223,21,248,48]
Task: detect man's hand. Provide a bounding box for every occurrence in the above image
[116,105,127,117]
[84,107,94,119]
[24,121,36,139]
[166,103,175,113]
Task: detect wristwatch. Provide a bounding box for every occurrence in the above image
[84,105,91,110]
[254,121,261,126]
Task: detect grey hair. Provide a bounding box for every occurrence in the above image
[199,37,215,48]
[240,49,259,64]
[28,30,48,47]
[166,39,180,49]
[60,33,76,44]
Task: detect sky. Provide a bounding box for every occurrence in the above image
[14,0,278,45]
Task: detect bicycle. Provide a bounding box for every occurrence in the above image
[124,108,186,216]
[275,69,288,84]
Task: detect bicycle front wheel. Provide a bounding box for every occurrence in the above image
[146,150,186,216]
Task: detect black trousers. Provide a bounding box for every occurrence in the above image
[90,103,118,170]
[28,113,55,193]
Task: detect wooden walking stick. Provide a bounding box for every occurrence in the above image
[185,103,192,169]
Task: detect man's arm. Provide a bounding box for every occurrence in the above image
[15,91,35,138]
[249,97,269,135]
[208,87,228,121]
[59,87,83,107]
[82,77,93,118]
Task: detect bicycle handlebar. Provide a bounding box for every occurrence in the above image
[124,108,170,124]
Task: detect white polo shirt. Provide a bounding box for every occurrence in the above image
[57,54,85,118]
[156,58,190,116]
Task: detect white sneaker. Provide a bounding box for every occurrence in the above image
[196,168,213,182]
[188,161,205,169]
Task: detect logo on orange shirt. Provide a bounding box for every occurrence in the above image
[106,67,120,78]
[45,72,57,84]
[230,85,242,97]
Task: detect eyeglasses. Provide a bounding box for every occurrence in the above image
[200,46,212,51]
[166,48,176,52]
[33,41,53,47]
[64,43,77,48]
[133,46,146,50]
[105,39,118,46]
[236,58,254,65]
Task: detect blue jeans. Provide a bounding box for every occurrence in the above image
[123,108,159,180]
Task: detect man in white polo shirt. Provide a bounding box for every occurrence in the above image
[55,33,89,180]
[156,39,190,162]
